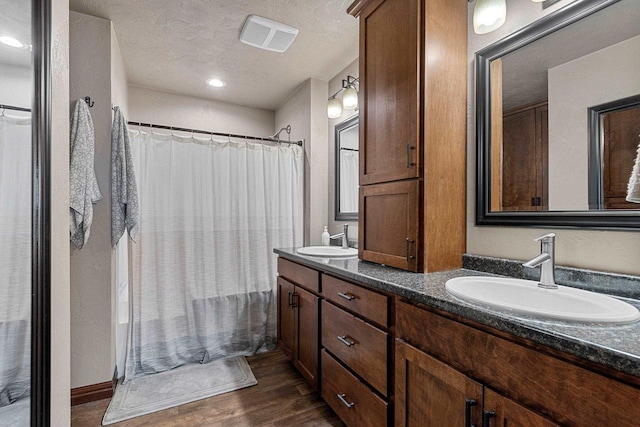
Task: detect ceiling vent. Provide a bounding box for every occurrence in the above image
[239,15,299,53]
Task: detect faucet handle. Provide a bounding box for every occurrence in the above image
[533,233,555,243]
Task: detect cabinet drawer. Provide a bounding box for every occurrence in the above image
[277,257,319,293]
[322,275,388,327]
[321,350,388,427]
[322,300,388,396]
[396,300,640,427]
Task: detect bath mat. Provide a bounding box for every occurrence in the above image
[102,356,257,425]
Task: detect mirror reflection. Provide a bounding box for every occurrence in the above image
[0,0,32,424]
[490,0,640,212]
[335,115,359,220]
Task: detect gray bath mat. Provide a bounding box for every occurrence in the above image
[102,356,257,425]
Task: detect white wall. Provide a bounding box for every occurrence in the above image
[0,63,31,109]
[548,35,640,210]
[467,0,640,275]
[275,78,329,245]
[69,11,115,389]
[328,59,359,240]
[51,0,71,423]
[128,85,274,136]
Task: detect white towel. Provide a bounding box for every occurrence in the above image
[626,136,640,203]
[69,99,102,248]
[111,107,139,246]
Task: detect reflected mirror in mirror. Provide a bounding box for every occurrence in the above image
[0,0,33,424]
[488,0,640,213]
[335,115,359,221]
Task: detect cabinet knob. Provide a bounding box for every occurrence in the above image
[337,393,355,409]
[337,335,355,347]
[465,398,477,427]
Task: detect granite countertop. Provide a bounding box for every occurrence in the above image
[274,248,640,379]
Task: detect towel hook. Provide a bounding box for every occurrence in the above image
[84,96,95,108]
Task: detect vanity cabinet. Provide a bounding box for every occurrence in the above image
[349,0,467,273]
[396,299,640,427]
[277,259,320,390]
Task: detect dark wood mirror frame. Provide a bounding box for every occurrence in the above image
[31,0,51,425]
[475,0,640,229]
[335,115,359,221]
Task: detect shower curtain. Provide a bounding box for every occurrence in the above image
[0,116,32,406]
[340,149,359,212]
[125,131,303,380]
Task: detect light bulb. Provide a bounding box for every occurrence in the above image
[327,97,342,119]
[207,78,226,87]
[342,87,358,110]
[473,0,507,34]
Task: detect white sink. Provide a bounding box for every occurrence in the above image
[445,277,640,324]
[296,246,358,258]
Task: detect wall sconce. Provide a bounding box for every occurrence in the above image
[327,75,359,119]
[472,0,507,34]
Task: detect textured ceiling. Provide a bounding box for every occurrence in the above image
[69,0,359,110]
[501,0,640,110]
[0,0,32,68]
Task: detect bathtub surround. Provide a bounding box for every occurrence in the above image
[467,1,640,275]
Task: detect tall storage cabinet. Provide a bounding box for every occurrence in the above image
[349,0,468,272]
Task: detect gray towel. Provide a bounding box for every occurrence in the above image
[69,99,102,248]
[111,107,139,246]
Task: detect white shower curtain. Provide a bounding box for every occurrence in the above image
[340,150,359,212]
[0,116,31,406]
[125,131,303,380]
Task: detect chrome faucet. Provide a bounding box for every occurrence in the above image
[330,224,349,249]
[523,233,557,289]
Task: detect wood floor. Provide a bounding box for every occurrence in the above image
[71,351,345,427]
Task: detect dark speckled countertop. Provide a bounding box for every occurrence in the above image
[274,248,640,379]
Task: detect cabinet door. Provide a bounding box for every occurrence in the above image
[359,180,420,271]
[360,0,421,185]
[277,277,296,361]
[395,339,482,427]
[483,388,558,427]
[294,286,319,390]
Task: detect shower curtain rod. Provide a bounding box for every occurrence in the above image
[127,121,304,146]
[0,104,32,112]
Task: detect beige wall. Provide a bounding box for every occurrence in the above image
[69,11,116,389]
[548,35,640,210]
[51,0,71,424]
[128,85,274,136]
[328,58,359,239]
[276,78,329,245]
[467,0,640,275]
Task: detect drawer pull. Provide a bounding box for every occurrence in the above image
[337,393,355,409]
[406,238,415,262]
[287,291,292,308]
[465,398,477,427]
[483,410,495,427]
[338,292,355,301]
[337,335,355,347]
[406,144,415,168]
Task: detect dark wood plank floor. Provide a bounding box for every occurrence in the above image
[71,351,345,427]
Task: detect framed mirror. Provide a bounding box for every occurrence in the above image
[335,115,359,221]
[0,0,51,425]
[476,0,640,229]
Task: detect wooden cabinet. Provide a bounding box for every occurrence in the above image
[276,268,320,390]
[350,0,467,273]
[483,388,558,427]
[359,180,420,271]
[501,101,549,211]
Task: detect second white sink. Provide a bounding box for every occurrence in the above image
[445,276,640,324]
[297,246,358,258]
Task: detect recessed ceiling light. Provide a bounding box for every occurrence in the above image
[0,36,25,48]
[207,78,226,88]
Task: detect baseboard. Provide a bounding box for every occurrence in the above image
[71,381,114,406]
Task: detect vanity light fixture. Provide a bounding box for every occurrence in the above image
[207,78,226,88]
[472,0,507,34]
[0,36,25,48]
[327,75,359,118]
